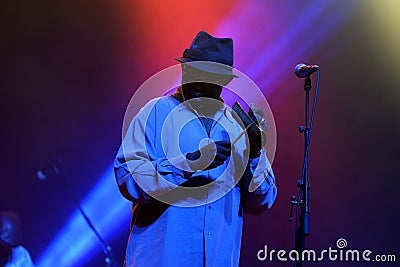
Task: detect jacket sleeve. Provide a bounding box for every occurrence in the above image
[241,149,277,215]
[114,99,190,204]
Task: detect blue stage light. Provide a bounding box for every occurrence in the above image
[36,165,131,267]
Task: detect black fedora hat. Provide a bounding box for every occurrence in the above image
[176,31,238,77]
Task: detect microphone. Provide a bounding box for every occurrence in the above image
[294,63,319,78]
[36,163,61,180]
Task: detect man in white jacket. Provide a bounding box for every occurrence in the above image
[114,31,277,267]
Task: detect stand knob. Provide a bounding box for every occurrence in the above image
[288,196,298,222]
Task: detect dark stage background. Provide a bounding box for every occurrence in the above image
[1,0,399,266]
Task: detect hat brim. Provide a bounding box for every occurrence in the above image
[176,58,239,78]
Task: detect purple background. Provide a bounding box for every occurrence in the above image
[1,0,399,266]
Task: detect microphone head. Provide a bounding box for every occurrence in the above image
[36,170,47,180]
[294,63,319,78]
[294,63,305,78]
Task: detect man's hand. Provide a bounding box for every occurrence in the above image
[186,140,231,171]
[247,104,267,158]
[246,124,265,158]
[249,103,268,132]
[232,102,268,159]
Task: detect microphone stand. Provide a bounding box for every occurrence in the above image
[45,159,119,267]
[288,76,313,267]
